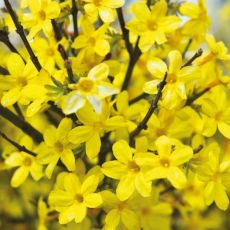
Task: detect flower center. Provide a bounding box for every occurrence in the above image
[93,0,102,6]
[75,194,84,203]
[167,73,177,83]
[23,157,32,167]
[46,48,54,56]
[147,20,158,31]
[141,207,150,216]
[54,141,64,152]
[128,160,140,173]
[78,79,94,93]
[160,158,170,168]
[38,10,46,21]
[17,77,28,87]
[215,111,222,121]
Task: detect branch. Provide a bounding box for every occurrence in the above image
[58,44,75,83]
[0,65,9,75]
[182,48,203,68]
[4,0,42,71]
[185,87,210,106]
[0,130,36,156]
[0,105,43,143]
[182,38,192,59]
[51,19,62,41]
[130,73,168,146]
[129,93,148,105]
[71,0,78,40]
[117,8,142,91]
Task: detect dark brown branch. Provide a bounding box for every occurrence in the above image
[58,44,75,83]
[51,19,62,41]
[4,0,42,71]
[71,0,78,40]
[0,105,43,143]
[117,8,141,91]
[182,48,203,68]
[129,93,148,105]
[147,0,152,8]
[182,38,192,59]
[0,29,25,62]
[0,65,9,75]
[185,87,210,106]
[0,130,36,156]
[13,103,24,120]
[130,73,168,146]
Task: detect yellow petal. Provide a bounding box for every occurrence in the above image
[64,173,81,194]
[49,190,73,207]
[168,50,182,73]
[60,149,76,171]
[81,175,99,195]
[86,132,101,159]
[98,6,115,22]
[102,161,127,179]
[215,183,229,210]
[218,121,230,139]
[11,167,29,187]
[147,58,167,78]
[7,53,25,77]
[170,146,193,166]
[112,140,133,163]
[1,87,21,107]
[84,193,102,208]
[105,209,120,230]
[57,118,72,139]
[68,126,93,144]
[95,38,110,56]
[143,80,160,94]
[135,173,151,197]
[58,204,77,224]
[116,174,135,201]
[88,63,109,80]
[168,167,187,189]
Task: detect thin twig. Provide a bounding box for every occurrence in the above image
[0,105,43,143]
[129,93,148,105]
[13,103,24,120]
[130,73,168,146]
[71,0,78,40]
[0,130,36,156]
[0,29,25,62]
[58,44,75,83]
[182,38,192,59]
[0,65,9,75]
[4,0,42,71]
[182,48,203,68]
[185,87,210,106]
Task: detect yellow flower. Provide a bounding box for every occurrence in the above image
[23,0,60,38]
[83,0,124,22]
[197,34,230,66]
[144,50,199,109]
[49,173,102,224]
[139,136,193,189]
[62,63,118,114]
[200,86,230,139]
[197,150,230,210]
[102,140,152,200]
[68,103,125,159]
[0,53,38,107]
[126,0,181,52]
[72,19,110,57]
[5,136,43,187]
[38,118,76,178]
[180,0,210,41]
[101,190,140,230]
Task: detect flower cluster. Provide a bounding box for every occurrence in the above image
[0,0,230,229]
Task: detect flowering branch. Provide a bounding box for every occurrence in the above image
[4,0,42,71]
[130,73,168,146]
[58,44,75,83]
[0,130,37,156]
[0,105,43,143]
